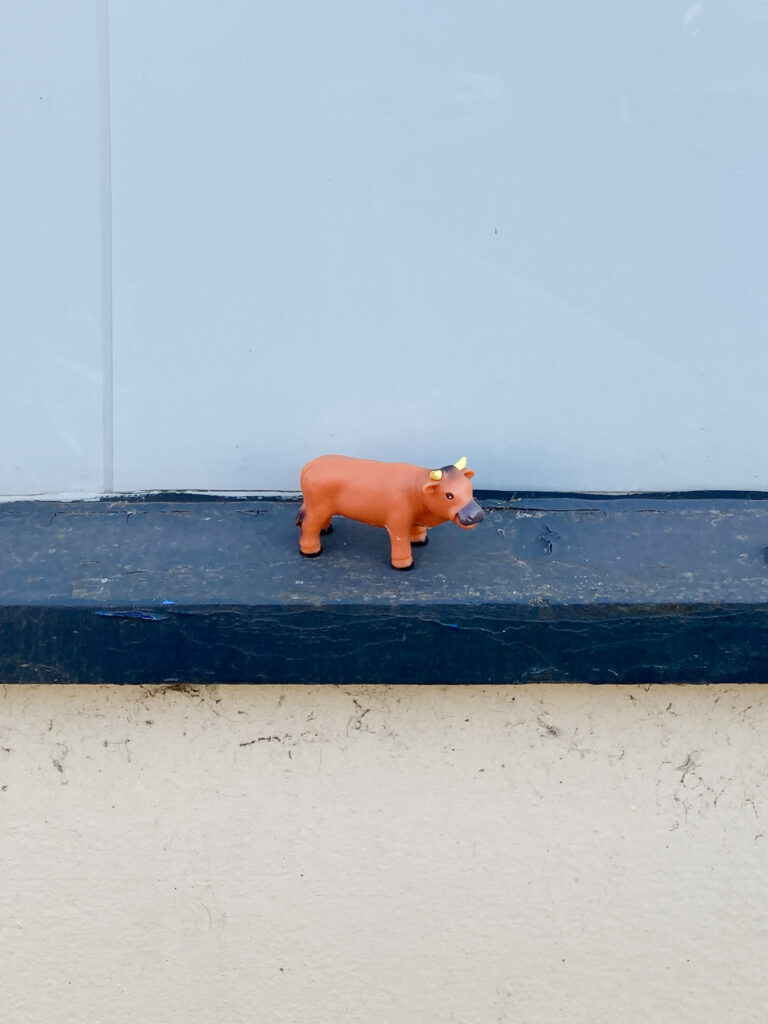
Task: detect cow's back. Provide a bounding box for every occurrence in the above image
[300,456,422,528]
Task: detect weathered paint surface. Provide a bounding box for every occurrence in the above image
[1,684,767,1022]
[1,496,768,682]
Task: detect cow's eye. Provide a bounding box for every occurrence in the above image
[445,492,454,500]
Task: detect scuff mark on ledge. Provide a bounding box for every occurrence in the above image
[95,610,168,622]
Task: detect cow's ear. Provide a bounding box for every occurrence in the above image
[423,481,441,495]
[463,469,475,480]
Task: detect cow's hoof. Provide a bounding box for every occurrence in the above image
[320,524,334,536]
[392,560,414,571]
[300,547,322,558]
[411,536,429,547]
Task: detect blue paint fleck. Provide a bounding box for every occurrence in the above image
[96,610,168,622]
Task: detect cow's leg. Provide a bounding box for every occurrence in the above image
[387,524,414,571]
[299,505,327,557]
[410,526,428,547]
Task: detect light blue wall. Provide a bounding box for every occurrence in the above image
[0,1,106,495]
[3,1,767,494]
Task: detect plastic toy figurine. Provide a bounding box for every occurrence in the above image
[296,455,484,570]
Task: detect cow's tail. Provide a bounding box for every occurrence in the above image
[295,504,306,527]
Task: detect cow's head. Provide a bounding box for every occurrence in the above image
[422,457,485,529]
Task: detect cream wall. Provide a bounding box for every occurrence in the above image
[1,683,766,1023]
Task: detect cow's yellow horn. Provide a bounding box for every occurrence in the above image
[453,456,467,471]
[430,470,443,481]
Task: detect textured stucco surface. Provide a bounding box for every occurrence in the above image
[1,683,767,1023]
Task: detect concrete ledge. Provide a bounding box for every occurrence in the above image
[1,494,767,683]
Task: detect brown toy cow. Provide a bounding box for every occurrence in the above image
[296,455,484,570]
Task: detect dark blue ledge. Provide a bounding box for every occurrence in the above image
[1,493,767,683]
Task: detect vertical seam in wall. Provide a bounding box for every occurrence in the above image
[98,0,114,494]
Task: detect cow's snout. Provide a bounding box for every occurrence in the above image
[456,500,484,527]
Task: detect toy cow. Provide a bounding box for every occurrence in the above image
[296,455,484,570]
